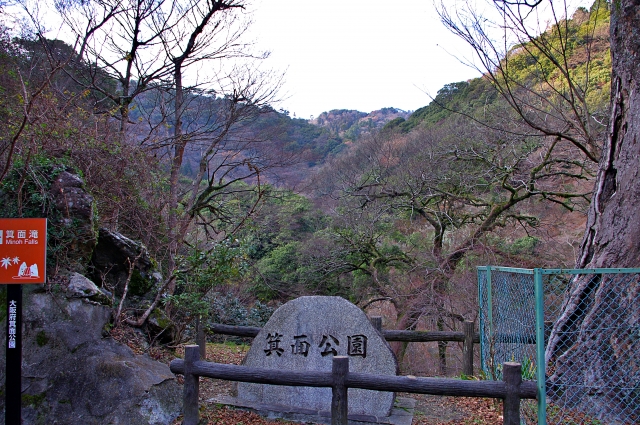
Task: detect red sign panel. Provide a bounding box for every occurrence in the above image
[0,218,47,284]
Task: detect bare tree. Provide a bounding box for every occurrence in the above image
[438,0,610,163]
[151,0,274,287]
[118,0,287,325]
[313,106,591,368]
[17,0,287,326]
[55,0,178,135]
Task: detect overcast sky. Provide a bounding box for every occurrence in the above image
[248,0,595,119]
[7,0,478,119]
[248,0,482,119]
[8,0,591,120]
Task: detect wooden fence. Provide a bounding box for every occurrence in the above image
[207,318,480,376]
[171,345,537,425]
[204,318,548,377]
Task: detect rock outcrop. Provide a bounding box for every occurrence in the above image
[49,170,98,268]
[0,285,181,425]
[90,227,162,298]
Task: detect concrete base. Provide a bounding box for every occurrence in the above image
[206,395,415,425]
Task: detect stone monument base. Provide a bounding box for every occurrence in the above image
[206,395,415,425]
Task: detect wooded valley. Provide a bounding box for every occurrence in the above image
[0,0,629,377]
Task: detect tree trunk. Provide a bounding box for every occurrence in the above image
[576,2,640,272]
[546,2,640,421]
[436,316,448,376]
[167,63,186,295]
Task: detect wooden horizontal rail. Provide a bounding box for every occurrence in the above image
[172,346,535,425]
[209,323,261,337]
[208,323,482,343]
[171,359,333,388]
[381,329,481,343]
[347,371,536,399]
[209,323,542,345]
[169,358,536,399]
[209,319,479,376]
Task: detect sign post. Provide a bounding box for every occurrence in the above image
[5,284,22,425]
[0,218,47,425]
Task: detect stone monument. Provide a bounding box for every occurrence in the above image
[237,296,398,418]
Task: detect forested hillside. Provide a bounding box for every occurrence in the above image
[132,99,408,186]
[0,0,611,376]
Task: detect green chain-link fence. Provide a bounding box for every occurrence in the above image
[478,267,640,425]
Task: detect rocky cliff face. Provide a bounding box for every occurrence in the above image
[0,285,182,425]
[311,107,411,140]
[48,170,98,270]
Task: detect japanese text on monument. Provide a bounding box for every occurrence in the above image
[265,333,367,358]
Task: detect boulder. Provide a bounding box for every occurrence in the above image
[66,272,112,304]
[90,227,162,298]
[89,229,175,342]
[0,286,181,425]
[146,307,179,345]
[238,296,398,418]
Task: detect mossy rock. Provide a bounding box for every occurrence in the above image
[22,392,47,408]
[146,308,178,344]
[128,269,154,297]
[36,331,49,347]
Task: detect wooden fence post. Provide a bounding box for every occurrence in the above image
[183,345,200,425]
[196,316,207,360]
[503,362,522,425]
[369,316,383,333]
[463,321,474,376]
[332,356,349,425]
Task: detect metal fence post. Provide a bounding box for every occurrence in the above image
[183,345,200,425]
[503,362,522,425]
[463,320,475,376]
[486,266,493,345]
[332,356,349,425]
[477,267,486,375]
[534,268,546,425]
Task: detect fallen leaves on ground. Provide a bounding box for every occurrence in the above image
[109,324,175,362]
[174,405,293,425]
[416,397,503,425]
[205,341,249,364]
